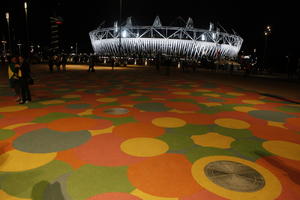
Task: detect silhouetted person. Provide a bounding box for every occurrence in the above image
[61,54,67,72]
[55,55,61,72]
[48,55,54,72]
[88,55,95,72]
[8,56,22,103]
[19,56,32,103]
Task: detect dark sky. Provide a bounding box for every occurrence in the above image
[0,0,298,57]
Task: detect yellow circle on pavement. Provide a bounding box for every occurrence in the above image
[0,105,27,112]
[215,118,250,129]
[121,138,169,157]
[242,100,265,105]
[96,98,118,103]
[172,92,191,95]
[0,150,57,172]
[263,140,300,161]
[233,106,258,113]
[152,117,186,128]
[191,156,282,200]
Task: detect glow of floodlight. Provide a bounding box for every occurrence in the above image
[201,34,206,41]
[122,30,127,38]
[212,32,216,40]
[5,12,9,21]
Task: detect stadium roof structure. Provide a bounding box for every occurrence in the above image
[89,16,243,59]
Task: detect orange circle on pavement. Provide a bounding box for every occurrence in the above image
[128,154,202,197]
[48,117,112,132]
[113,122,165,139]
[286,118,300,131]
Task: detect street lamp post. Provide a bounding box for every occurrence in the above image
[263,25,271,70]
[117,0,122,70]
[24,1,30,56]
[17,43,22,55]
[5,12,12,54]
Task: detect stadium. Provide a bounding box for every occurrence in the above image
[89,16,243,60]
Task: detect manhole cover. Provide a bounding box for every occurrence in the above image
[104,108,129,115]
[204,160,265,192]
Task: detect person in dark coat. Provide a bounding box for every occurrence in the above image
[19,56,32,103]
[48,55,54,72]
[88,55,96,72]
[61,54,67,72]
[8,56,22,102]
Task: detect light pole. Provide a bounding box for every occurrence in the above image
[117,0,122,70]
[17,43,22,55]
[24,1,30,55]
[263,25,271,70]
[5,12,12,54]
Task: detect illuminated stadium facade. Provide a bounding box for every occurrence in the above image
[89,16,243,60]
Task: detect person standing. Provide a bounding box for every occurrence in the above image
[61,54,67,72]
[48,55,54,72]
[8,56,22,102]
[55,55,61,72]
[88,55,95,72]
[19,56,32,103]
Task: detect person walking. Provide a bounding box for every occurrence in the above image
[19,56,32,103]
[8,56,22,103]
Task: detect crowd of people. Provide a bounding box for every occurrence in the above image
[48,54,68,72]
[7,56,32,104]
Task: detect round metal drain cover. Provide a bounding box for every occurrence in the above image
[104,108,129,115]
[204,160,265,192]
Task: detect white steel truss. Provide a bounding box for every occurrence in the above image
[89,17,243,59]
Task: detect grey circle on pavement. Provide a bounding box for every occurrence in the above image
[103,108,129,115]
[204,160,265,192]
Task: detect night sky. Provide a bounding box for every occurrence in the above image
[1,0,298,61]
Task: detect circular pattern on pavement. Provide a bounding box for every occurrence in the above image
[214,118,250,129]
[204,160,265,192]
[242,100,265,105]
[248,110,295,122]
[0,105,27,112]
[47,117,112,132]
[13,128,91,153]
[285,117,300,131]
[73,134,143,166]
[0,150,56,172]
[135,102,171,112]
[233,106,258,113]
[263,140,300,161]
[96,98,118,103]
[86,193,142,200]
[165,102,200,111]
[104,108,129,115]
[128,154,202,197]
[121,138,169,157]
[113,122,165,139]
[152,117,186,128]
[192,156,282,200]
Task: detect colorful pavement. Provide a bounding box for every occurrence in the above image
[1,66,300,200]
